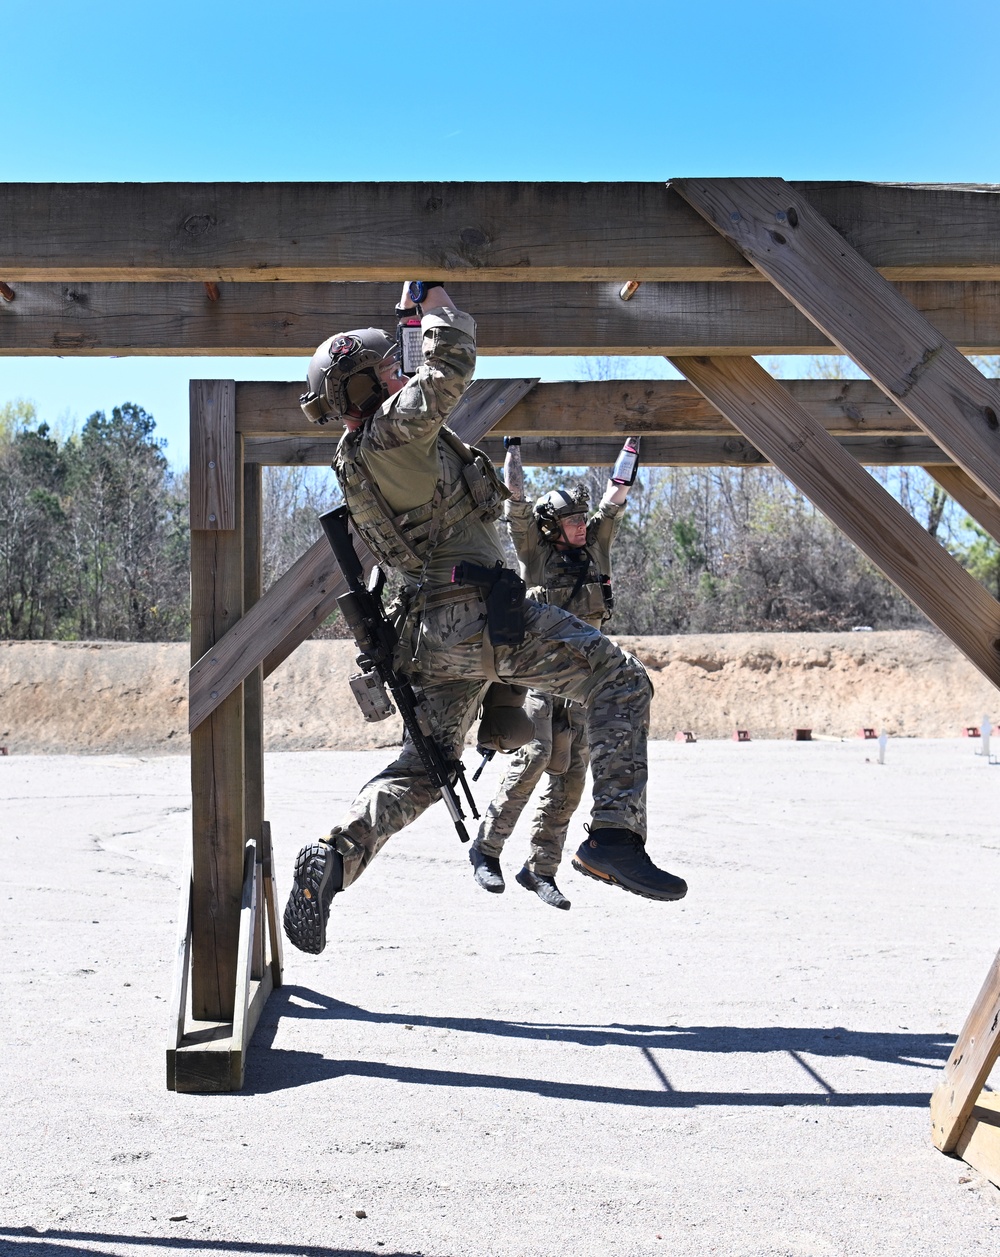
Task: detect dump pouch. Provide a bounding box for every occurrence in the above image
[476,683,534,753]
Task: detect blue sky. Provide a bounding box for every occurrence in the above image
[3,0,999,464]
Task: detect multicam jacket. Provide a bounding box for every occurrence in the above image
[505,497,624,627]
[333,306,507,588]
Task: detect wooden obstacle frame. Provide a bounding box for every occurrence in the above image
[4,181,1000,1156]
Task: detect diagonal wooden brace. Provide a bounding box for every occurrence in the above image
[671,177,1000,508]
[930,947,1000,1152]
[670,355,1000,689]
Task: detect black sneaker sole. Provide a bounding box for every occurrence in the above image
[283,843,340,954]
[571,855,687,902]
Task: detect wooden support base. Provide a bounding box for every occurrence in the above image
[954,1090,1000,1187]
[166,824,283,1093]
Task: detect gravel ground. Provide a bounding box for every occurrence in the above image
[3,737,1000,1256]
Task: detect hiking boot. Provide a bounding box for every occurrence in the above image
[572,828,687,902]
[470,842,505,893]
[515,865,571,910]
[283,841,344,954]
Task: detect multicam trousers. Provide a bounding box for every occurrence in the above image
[327,592,650,889]
[476,691,590,876]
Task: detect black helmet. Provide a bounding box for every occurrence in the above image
[533,486,589,542]
[300,327,400,425]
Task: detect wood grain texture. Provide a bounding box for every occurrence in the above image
[190,378,537,727]
[189,381,236,530]
[190,434,245,1021]
[930,948,1000,1151]
[3,181,1000,281]
[242,463,265,981]
[4,279,1000,355]
[928,466,1000,542]
[236,377,918,440]
[244,433,948,468]
[673,178,1000,508]
[955,1090,1000,1187]
[671,356,1000,688]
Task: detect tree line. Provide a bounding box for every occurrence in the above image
[2,387,999,642]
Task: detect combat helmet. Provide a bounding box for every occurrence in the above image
[299,327,400,425]
[533,485,589,542]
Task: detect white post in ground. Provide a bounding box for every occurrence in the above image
[981,716,992,758]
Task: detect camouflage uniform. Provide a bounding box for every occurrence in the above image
[476,498,625,875]
[325,305,651,890]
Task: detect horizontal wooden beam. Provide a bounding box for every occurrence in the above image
[4,279,1000,356]
[2,181,999,283]
[236,377,933,440]
[245,432,949,468]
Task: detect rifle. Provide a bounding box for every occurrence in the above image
[319,505,479,843]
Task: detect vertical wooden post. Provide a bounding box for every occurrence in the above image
[189,381,244,1022]
[243,460,266,979]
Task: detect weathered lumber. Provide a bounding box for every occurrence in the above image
[3,181,1000,282]
[927,466,1000,543]
[672,178,1000,508]
[190,378,538,728]
[955,1091,1000,1190]
[236,377,920,440]
[245,432,950,468]
[930,947,1000,1151]
[4,279,1000,355]
[189,380,236,529]
[671,355,1000,688]
[242,463,265,979]
[189,390,245,1021]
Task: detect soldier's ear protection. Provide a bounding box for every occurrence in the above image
[300,331,401,424]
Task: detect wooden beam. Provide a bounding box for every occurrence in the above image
[3,181,999,282]
[927,466,1000,543]
[955,1090,1000,1189]
[244,432,950,468]
[4,279,1000,356]
[190,377,538,728]
[189,380,236,529]
[672,178,1000,509]
[670,355,1000,688]
[236,377,922,440]
[930,947,1000,1151]
[189,404,245,1021]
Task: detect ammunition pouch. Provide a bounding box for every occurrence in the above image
[476,683,534,753]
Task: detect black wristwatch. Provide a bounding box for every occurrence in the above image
[503,436,521,449]
[407,280,444,306]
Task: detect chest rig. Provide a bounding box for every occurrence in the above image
[334,424,508,581]
[529,545,612,624]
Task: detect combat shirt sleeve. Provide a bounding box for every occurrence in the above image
[364,306,477,459]
[588,499,625,566]
[504,498,540,570]
[357,306,477,513]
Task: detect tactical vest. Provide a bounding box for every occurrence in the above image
[528,546,611,625]
[335,426,508,579]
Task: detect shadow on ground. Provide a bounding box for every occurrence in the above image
[0,1231,414,1257]
[241,984,951,1106]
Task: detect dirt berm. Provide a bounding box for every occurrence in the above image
[1,630,995,755]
